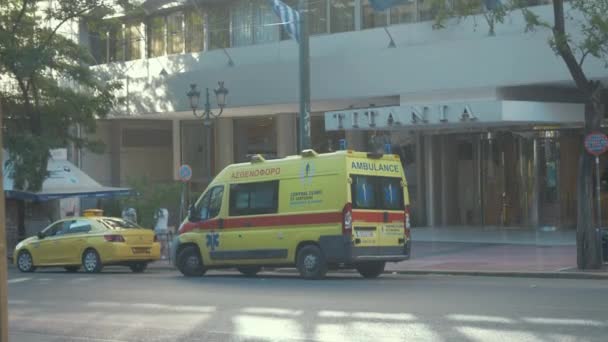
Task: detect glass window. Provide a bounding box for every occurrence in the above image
[193,185,224,220]
[330,0,355,33]
[253,0,279,44]
[148,16,165,57]
[229,181,279,216]
[185,11,205,53]
[167,12,185,54]
[362,0,388,29]
[99,218,142,230]
[88,28,108,64]
[390,1,417,25]
[232,0,254,46]
[43,221,71,237]
[351,175,404,210]
[309,0,328,35]
[125,22,142,61]
[68,220,93,234]
[208,6,230,50]
[208,186,225,218]
[108,25,125,62]
[233,117,277,162]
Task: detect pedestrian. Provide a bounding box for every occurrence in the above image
[154,208,169,260]
[122,207,137,224]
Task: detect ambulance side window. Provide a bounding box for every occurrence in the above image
[229,181,279,216]
[194,185,224,221]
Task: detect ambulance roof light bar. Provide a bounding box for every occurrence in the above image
[301,149,319,158]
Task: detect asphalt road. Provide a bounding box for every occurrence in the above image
[6,267,608,342]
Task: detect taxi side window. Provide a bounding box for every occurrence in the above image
[68,220,92,234]
[229,181,279,216]
[42,222,65,237]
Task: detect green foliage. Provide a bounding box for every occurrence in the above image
[427,0,511,35]
[0,0,137,191]
[109,178,184,229]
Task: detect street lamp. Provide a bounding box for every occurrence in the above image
[187,82,228,126]
[186,82,228,183]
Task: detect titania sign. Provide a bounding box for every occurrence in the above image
[324,100,584,131]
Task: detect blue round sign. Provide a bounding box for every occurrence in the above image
[584,133,608,157]
[178,164,193,182]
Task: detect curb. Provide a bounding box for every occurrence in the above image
[272,268,608,280]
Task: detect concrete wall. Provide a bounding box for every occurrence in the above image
[81,121,113,186]
[91,4,608,117]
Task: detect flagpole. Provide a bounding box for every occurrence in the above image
[298,0,311,151]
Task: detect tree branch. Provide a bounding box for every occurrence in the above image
[578,48,591,68]
[11,0,33,34]
[552,0,591,94]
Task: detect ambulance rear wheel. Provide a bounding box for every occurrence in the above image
[296,245,328,280]
[356,261,385,278]
[237,266,262,277]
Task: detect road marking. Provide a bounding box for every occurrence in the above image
[234,315,305,340]
[457,327,543,342]
[7,300,29,305]
[87,301,216,313]
[447,314,514,324]
[319,310,414,321]
[522,317,606,327]
[72,277,94,282]
[242,307,303,316]
[7,277,31,284]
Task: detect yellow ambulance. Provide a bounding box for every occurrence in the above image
[173,149,411,279]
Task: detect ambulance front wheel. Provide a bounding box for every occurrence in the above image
[356,261,386,278]
[296,245,328,280]
[177,245,207,277]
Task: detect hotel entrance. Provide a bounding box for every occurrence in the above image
[395,130,579,229]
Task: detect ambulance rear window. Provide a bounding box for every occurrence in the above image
[351,176,403,210]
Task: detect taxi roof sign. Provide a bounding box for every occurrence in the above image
[83,209,103,217]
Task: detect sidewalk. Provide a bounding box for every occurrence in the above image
[144,226,608,279]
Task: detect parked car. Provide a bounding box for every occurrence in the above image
[14,216,160,273]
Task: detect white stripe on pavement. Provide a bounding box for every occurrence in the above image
[7,277,31,284]
[522,317,606,327]
[447,314,514,324]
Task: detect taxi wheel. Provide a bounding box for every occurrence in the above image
[177,246,206,277]
[129,262,148,273]
[64,266,80,273]
[296,245,328,280]
[17,251,36,273]
[82,249,103,273]
[356,261,386,279]
[237,266,262,277]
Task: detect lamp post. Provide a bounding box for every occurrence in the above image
[186,82,228,183]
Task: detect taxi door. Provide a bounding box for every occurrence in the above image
[34,221,70,265]
[57,219,93,264]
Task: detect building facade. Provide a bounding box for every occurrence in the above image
[77,0,608,229]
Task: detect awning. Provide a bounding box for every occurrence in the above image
[3,149,132,202]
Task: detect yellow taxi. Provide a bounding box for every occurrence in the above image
[13,214,160,273]
[173,149,411,279]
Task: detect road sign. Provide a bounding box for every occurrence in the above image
[178,164,193,182]
[584,133,608,156]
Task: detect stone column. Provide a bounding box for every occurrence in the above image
[215,117,234,173]
[110,121,122,187]
[172,120,181,181]
[276,114,297,157]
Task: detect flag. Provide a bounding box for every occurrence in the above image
[269,0,300,42]
[368,0,411,12]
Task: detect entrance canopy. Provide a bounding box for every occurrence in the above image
[324,100,585,132]
[3,149,131,202]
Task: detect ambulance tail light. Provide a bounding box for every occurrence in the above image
[342,203,353,236]
[404,205,411,239]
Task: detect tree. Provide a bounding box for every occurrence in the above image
[430,0,608,269]
[0,0,132,191]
